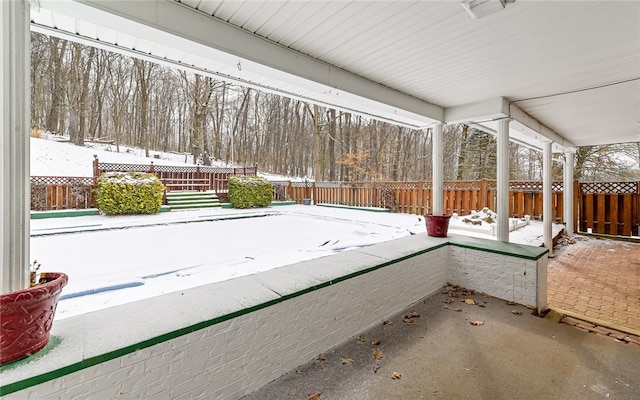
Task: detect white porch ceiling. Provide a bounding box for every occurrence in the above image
[30,0,640,150]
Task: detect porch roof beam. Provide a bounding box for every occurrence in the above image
[444,97,576,152]
[34,0,443,129]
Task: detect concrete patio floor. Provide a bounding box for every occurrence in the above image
[548,236,640,335]
[240,287,640,400]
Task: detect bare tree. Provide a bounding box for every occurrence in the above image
[133,59,156,157]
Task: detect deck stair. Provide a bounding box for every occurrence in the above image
[165,191,221,210]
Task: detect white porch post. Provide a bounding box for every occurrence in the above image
[542,141,553,256]
[432,123,444,216]
[1,0,31,293]
[563,150,575,237]
[496,119,510,242]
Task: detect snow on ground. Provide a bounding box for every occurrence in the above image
[32,206,558,320]
[32,206,422,319]
[29,135,560,319]
[31,134,203,177]
[30,134,306,181]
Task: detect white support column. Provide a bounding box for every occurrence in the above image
[432,123,444,216]
[563,150,575,237]
[1,0,31,293]
[496,119,510,242]
[542,141,553,256]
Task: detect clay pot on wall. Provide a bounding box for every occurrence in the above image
[424,214,452,237]
[0,272,68,365]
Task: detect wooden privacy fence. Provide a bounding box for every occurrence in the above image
[28,171,639,237]
[31,176,96,211]
[271,179,640,237]
[579,181,640,236]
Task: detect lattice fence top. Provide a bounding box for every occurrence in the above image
[509,181,564,192]
[385,181,419,190]
[290,181,316,188]
[315,182,341,188]
[340,182,381,189]
[31,176,94,186]
[580,181,638,194]
[443,181,482,190]
[97,162,257,175]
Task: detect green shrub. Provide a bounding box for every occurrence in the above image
[228,175,273,209]
[96,171,164,215]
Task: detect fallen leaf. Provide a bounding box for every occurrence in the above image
[315,355,325,368]
[480,292,490,297]
[358,335,366,343]
[464,298,476,305]
[455,307,463,312]
[433,389,440,395]
[308,393,321,400]
[340,358,354,366]
[507,301,516,305]
[289,392,298,397]
[470,320,484,326]
[512,310,523,315]
[391,371,402,380]
[405,311,420,319]
[373,348,384,360]
[525,304,536,310]
[383,320,393,326]
[373,364,381,374]
[404,318,414,325]
[371,339,381,346]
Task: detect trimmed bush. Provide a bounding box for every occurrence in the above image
[228,175,273,209]
[96,172,165,215]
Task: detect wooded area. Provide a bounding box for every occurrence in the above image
[30,33,640,183]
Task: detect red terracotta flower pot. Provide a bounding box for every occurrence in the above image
[0,272,68,365]
[424,214,452,237]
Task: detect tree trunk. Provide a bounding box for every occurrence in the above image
[456,124,468,180]
[45,38,67,134]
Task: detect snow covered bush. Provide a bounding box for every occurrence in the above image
[96,172,164,215]
[228,175,273,209]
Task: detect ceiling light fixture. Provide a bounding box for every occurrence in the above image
[461,0,512,19]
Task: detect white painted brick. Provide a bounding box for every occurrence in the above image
[146,381,171,398]
[3,241,459,400]
[119,361,173,395]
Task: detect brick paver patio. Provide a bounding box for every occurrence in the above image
[548,236,640,334]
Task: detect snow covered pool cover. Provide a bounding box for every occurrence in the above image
[30,205,560,320]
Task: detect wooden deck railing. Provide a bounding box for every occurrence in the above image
[93,157,257,199]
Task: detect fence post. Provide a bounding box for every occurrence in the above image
[288,181,294,202]
[149,161,155,174]
[92,155,99,184]
[480,179,488,208]
[417,181,423,215]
